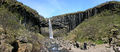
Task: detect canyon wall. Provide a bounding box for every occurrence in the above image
[1,0,120,36]
[49,1,120,35]
[0,0,46,33]
[0,0,47,52]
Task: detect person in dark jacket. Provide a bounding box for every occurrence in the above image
[108,38,112,47]
[83,43,87,50]
[75,41,79,48]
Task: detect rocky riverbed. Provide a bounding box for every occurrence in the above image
[39,37,120,52]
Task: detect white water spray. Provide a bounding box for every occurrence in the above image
[49,19,53,39]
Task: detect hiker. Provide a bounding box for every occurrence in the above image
[83,43,87,50]
[108,38,112,45]
[74,41,79,48]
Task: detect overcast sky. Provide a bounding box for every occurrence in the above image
[17,0,120,18]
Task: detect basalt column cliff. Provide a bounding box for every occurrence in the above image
[48,1,120,35]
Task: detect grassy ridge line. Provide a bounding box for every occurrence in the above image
[0,0,44,18]
[52,1,120,17]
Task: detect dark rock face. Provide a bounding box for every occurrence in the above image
[0,1,47,52]
[50,1,120,34]
[0,0,46,33]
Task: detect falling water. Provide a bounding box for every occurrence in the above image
[49,19,53,39]
[46,19,67,52]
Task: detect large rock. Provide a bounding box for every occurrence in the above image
[117,35,120,39]
[12,40,33,52]
[0,43,13,52]
[18,43,32,52]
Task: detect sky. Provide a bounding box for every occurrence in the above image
[17,0,120,18]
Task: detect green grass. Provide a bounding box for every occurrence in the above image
[0,4,44,44]
[67,10,120,44]
[0,0,46,51]
[94,40,104,44]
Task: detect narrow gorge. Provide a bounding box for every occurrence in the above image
[0,0,120,52]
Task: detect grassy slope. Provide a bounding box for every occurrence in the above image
[0,0,45,33]
[67,10,120,44]
[0,1,45,50]
[0,6,44,43]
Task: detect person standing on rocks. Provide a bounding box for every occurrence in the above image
[83,42,87,50]
[108,38,112,47]
[74,41,79,48]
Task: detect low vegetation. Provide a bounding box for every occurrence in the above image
[0,0,45,52]
[67,9,120,44]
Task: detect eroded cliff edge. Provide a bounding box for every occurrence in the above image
[0,0,47,33]
[0,0,120,52]
[0,0,47,52]
[48,1,120,36]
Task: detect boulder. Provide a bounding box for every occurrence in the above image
[18,43,32,52]
[12,40,33,52]
[117,35,120,39]
[0,43,13,52]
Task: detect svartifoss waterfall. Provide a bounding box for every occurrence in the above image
[49,19,53,39]
[44,19,69,52]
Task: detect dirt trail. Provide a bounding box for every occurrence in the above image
[69,44,115,52]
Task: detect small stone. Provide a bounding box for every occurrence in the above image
[69,47,71,50]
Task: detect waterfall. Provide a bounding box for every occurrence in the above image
[49,19,53,39]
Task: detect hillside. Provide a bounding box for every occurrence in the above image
[48,1,120,37]
[67,7,120,44]
[0,0,120,52]
[0,0,46,33]
[0,0,46,52]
